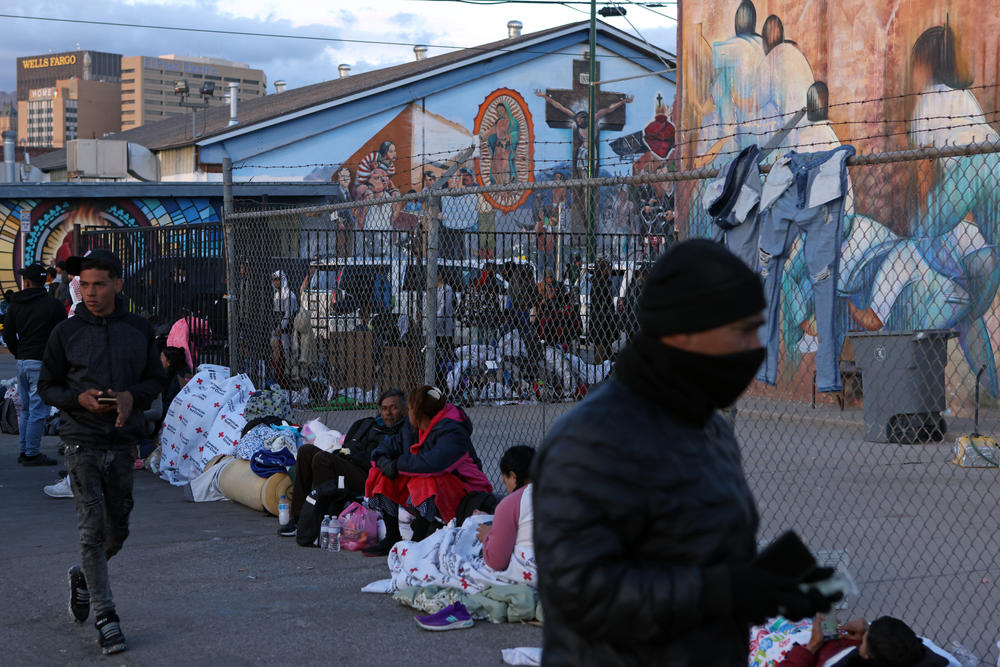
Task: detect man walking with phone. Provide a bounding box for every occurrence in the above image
[38,249,164,655]
[3,262,66,465]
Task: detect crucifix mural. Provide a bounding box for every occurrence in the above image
[534,57,633,177]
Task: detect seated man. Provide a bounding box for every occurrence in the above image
[280,388,406,536]
[363,385,492,556]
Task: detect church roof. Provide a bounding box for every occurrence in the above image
[33,21,675,172]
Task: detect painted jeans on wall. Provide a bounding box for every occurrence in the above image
[757,146,855,392]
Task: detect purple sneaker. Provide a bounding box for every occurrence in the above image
[414,602,474,631]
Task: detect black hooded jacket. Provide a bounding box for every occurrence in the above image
[38,297,166,448]
[531,347,759,665]
[2,286,66,360]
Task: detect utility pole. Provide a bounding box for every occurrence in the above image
[587,0,598,263]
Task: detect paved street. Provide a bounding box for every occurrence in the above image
[1,437,542,665]
[3,341,999,663]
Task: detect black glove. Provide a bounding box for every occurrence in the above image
[727,563,840,624]
[376,456,399,479]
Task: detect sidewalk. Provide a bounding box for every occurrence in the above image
[0,432,541,665]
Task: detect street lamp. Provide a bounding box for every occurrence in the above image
[175,78,214,138]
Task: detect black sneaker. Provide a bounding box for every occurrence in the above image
[17,453,26,464]
[362,535,397,558]
[95,612,127,655]
[22,453,58,467]
[277,521,297,537]
[68,565,89,623]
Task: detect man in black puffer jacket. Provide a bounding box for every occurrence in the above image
[38,249,165,656]
[4,263,66,465]
[532,240,837,666]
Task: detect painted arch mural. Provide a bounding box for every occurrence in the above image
[0,197,220,292]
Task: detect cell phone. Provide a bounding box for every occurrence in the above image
[819,614,840,640]
[754,531,818,582]
[97,397,118,404]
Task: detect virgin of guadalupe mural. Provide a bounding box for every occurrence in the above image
[473,89,535,212]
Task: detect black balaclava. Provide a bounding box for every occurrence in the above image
[616,239,766,424]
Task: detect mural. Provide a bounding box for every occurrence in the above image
[680,0,1000,396]
[238,46,679,260]
[474,88,534,212]
[0,197,220,291]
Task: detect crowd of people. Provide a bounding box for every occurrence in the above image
[3,240,967,664]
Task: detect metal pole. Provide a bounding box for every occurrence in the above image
[222,156,237,374]
[556,201,563,282]
[587,0,598,263]
[423,193,440,386]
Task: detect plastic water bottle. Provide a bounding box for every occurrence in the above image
[319,515,331,550]
[328,515,341,553]
[278,495,290,526]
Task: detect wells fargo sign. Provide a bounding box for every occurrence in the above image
[21,54,77,69]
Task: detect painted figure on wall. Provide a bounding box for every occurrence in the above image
[534,59,633,178]
[357,140,398,189]
[474,88,535,212]
[482,101,521,185]
[535,88,633,176]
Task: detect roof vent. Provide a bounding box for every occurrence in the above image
[274,80,286,93]
[413,45,428,61]
[507,20,523,38]
[338,64,351,78]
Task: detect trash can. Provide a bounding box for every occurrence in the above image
[847,330,957,443]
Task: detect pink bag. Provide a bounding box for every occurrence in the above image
[338,502,379,551]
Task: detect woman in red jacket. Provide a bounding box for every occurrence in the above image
[364,385,492,556]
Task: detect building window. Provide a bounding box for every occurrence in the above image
[242,79,259,85]
[122,89,134,94]
[122,78,134,84]
[122,99,134,105]
[123,68,135,74]
[123,109,134,115]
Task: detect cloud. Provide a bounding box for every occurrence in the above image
[0,1,677,95]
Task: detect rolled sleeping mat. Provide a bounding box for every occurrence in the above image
[218,458,266,512]
[261,473,293,516]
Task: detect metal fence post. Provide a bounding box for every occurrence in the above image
[424,193,440,386]
[222,156,237,374]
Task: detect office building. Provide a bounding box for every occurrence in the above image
[17,79,121,148]
[121,55,267,129]
[17,50,122,101]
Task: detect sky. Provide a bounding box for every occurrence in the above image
[0,0,676,95]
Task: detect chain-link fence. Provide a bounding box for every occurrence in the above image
[78,222,228,366]
[81,139,1000,658]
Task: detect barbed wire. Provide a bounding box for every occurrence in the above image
[226,140,1000,221]
[679,81,1000,137]
[230,112,998,179]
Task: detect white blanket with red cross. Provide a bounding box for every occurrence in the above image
[386,515,537,594]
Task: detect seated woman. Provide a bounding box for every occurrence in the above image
[778,615,957,667]
[476,445,534,572]
[364,385,492,556]
[386,445,538,599]
[161,346,192,413]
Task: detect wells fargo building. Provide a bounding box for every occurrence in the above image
[16,50,122,101]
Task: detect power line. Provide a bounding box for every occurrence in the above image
[0,13,671,62]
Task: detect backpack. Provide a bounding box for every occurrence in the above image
[0,398,18,434]
[295,479,354,547]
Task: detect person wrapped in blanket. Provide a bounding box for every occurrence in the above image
[475,445,534,573]
[778,615,955,667]
[363,385,492,557]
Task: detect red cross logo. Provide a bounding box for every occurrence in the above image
[522,571,532,581]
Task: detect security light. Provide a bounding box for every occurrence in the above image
[174,79,189,96]
[199,81,215,97]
